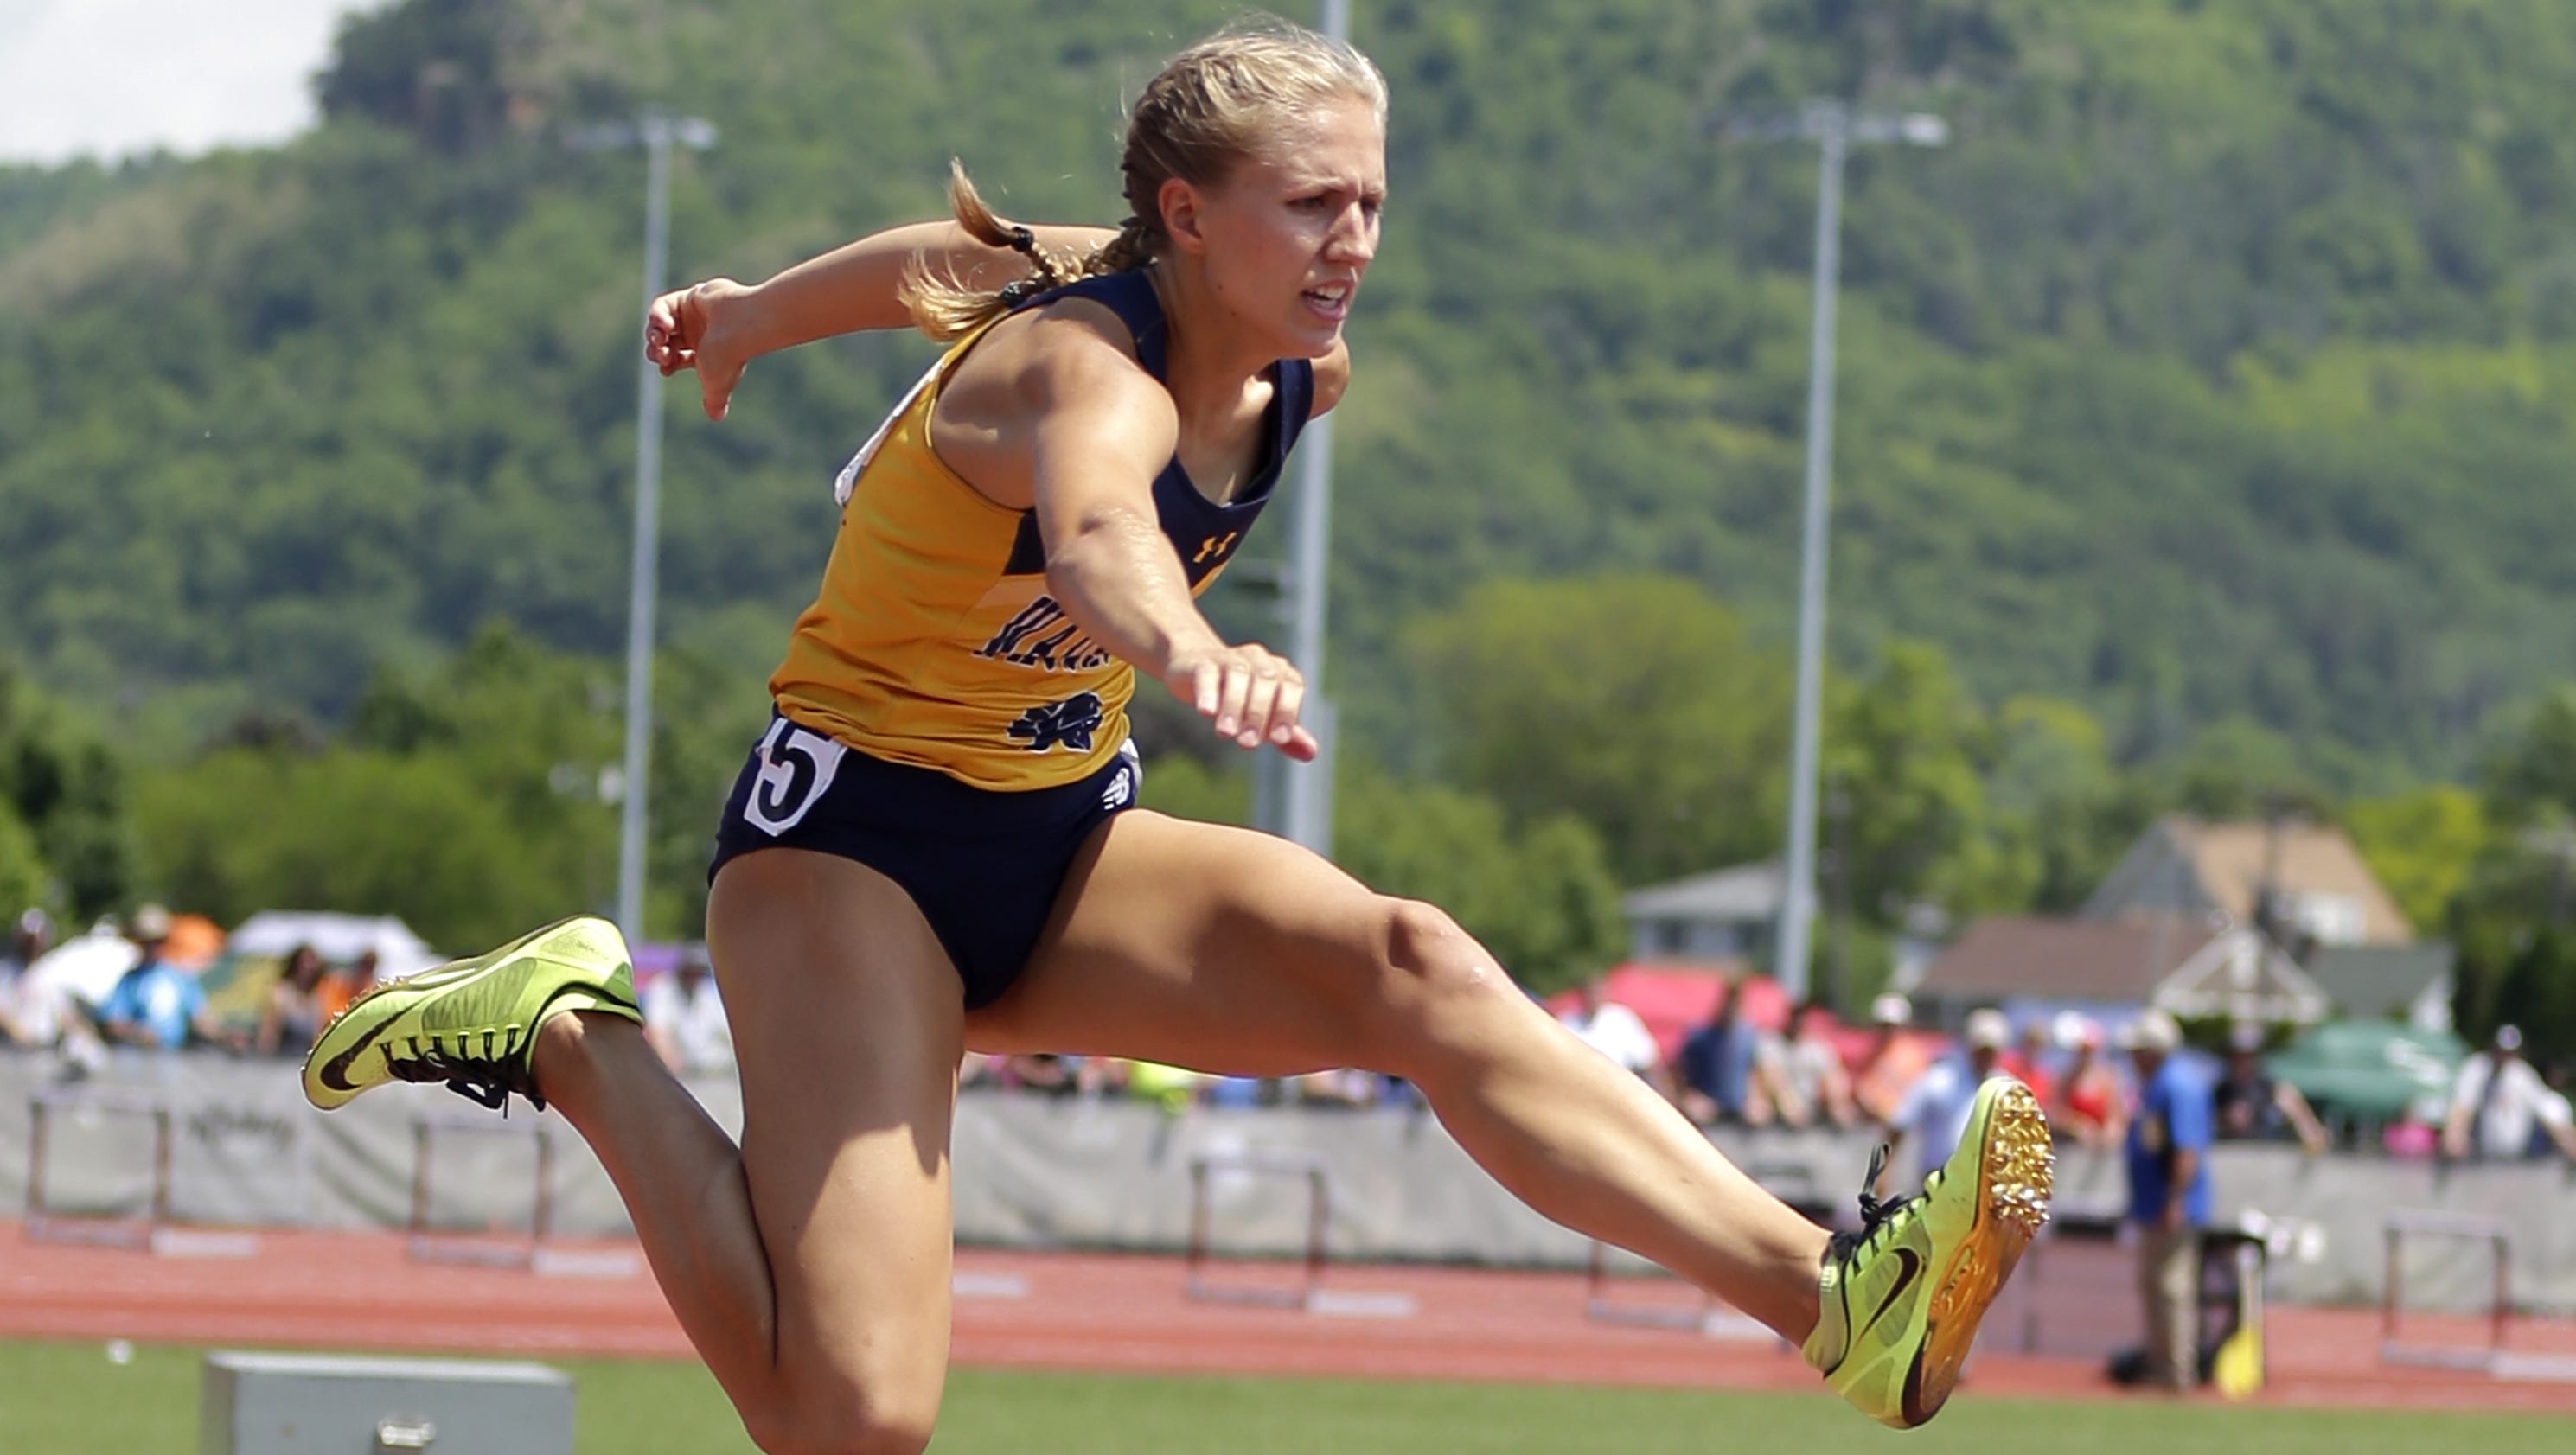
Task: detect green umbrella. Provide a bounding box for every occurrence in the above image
[2265,1019,2467,1122]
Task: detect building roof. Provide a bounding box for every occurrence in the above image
[1914,915,2222,1005]
[2304,941,2457,1021]
[2156,929,2332,1024]
[2081,816,2413,945]
[1620,860,1784,922]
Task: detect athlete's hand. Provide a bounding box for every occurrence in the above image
[644,277,758,420]
[1166,642,1319,761]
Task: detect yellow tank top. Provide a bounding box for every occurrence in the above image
[770,271,1315,791]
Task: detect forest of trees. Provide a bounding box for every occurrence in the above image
[4,0,2575,1031]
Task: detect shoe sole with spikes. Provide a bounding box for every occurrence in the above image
[1807,1075,2055,1428]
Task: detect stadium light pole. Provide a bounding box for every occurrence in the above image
[572,112,719,943]
[1275,0,1352,859]
[1718,100,1946,1004]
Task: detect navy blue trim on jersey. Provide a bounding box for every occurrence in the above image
[1009,270,1314,584]
[708,715,1141,1009]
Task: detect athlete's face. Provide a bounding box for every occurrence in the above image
[1175,94,1385,358]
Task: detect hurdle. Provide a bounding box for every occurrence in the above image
[2381,1209,2514,1372]
[1185,1149,1325,1306]
[1582,1239,1775,1341]
[406,1110,556,1269]
[1582,1157,1817,1342]
[25,1087,170,1249]
[1183,1149,1413,1317]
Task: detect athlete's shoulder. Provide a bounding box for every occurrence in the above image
[1311,336,1352,418]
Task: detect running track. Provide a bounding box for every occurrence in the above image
[5,1222,2573,1414]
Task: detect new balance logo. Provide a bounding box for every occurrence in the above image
[1007,692,1106,753]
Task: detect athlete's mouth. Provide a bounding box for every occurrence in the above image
[1301,279,1354,321]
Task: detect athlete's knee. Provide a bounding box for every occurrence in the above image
[1371,897,1515,1060]
[743,1380,939,1455]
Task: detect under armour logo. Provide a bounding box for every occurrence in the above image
[1192,531,1239,565]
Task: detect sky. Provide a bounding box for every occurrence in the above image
[0,0,383,166]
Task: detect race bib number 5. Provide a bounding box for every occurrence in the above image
[745,720,847,835]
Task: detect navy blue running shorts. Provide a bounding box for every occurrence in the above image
[707,712,1142,1009]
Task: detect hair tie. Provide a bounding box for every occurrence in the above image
[1007,225,1037,254]
[999,280,1034,308]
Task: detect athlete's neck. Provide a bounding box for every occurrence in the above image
[1145,261,1278,431]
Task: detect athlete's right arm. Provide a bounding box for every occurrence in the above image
[1019,335,1320,761]
[644,220,1115,420]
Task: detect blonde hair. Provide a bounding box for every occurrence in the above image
[903,15,1387,341]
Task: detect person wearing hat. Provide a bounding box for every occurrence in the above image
[96,904,240,1052]
[1851,992,1934,1126]
[1876,1008,2016,1197]
[2443,1024,2576,1164]
[2119,1008,2211,1392]
[2213,1022,2328,1155]
[1,908,71,1049]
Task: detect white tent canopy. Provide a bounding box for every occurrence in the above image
[226,911,441,980]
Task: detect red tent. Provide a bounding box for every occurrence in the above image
[1542,961,1793,1062]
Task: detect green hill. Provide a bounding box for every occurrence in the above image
[6,0,2576,905]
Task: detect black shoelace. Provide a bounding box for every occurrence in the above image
[1832,1143,1921,1264]
[381,1033,547,1114]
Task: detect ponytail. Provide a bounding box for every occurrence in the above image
[900,161,1158,342]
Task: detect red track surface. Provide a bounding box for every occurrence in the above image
[6,1221,2573,1414]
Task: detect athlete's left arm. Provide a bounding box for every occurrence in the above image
[1311,338,1352,418]
[645,220,1118,419]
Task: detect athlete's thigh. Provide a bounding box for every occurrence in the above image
[707,846,962,1411]
[967,809,1421,1076]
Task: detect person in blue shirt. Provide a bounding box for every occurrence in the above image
[96,905,238,1052]
[1877,1008,2013,1194]
[2120,1008,2211,1391]
[1673,976,1757,1125]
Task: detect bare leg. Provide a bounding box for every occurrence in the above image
[533,849,962,1455]
[968,811,1832,1339]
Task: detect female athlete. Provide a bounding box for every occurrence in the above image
[306,18,2049,1452]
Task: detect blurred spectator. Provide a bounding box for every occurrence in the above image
[2056,1018,2127,1147]
[2,909,82,1050]
[2211,1022,2328,1154]
[1998,1017,2060,1111]
[642,947,734,1075]
[316,948,381,1025]
[2443,1025,2576,1164]
[1876,1008,2013,1195]
[2120,1009,2210,1393]
[1124,1059,1207,1113]
[994,1052,1079,1096]
[2382,1106,2440,1160]
[1672,976,1761,1125]
[254,943,331,1056]
[1206,1075,1267,1108]
[1773,1000,1859,1129]
[1557,975,1660,1082]
[1851,992,1934,1124]
[1295,1067,1381,1108]
[1,909,48,979]
[96,904,241,1051]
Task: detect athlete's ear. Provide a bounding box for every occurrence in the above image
[1158,175,1209,257]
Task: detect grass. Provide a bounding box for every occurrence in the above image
[3,1337,2566,1454]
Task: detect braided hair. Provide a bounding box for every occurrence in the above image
[902,16,1384,341]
